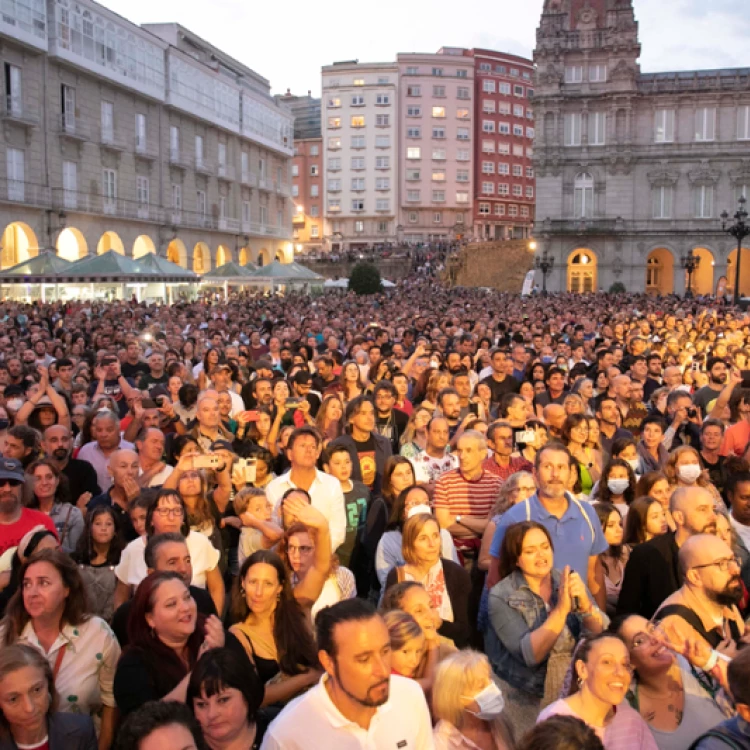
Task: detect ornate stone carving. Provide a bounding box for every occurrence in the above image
[687,163,721,185]
[610,59,637,82]
[647,165,679,186]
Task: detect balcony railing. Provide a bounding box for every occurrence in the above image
[50,189,164,222]
[58,114,89,140]
[275,181,291,196]
[258,177,273,191]
[217,164,236,182]
[2,96,38,126]
[0,179,49,206]
[169,149,191,170]
[194,158,214,175]
[99,130,127,151]
[241,171,258,187]
[217,217,240,232]
[134,138,159,160]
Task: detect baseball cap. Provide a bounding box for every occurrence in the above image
[0,458,24,483]
[210,440,235,453]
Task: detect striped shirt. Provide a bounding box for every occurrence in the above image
[482,455,533,482]
[434,469,502,521]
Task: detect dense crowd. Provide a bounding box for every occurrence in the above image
[0,282,750,749]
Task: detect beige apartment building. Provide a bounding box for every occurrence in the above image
[0,0,294,274]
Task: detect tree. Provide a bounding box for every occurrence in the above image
[609,282,626,294]
[349,262,382,295]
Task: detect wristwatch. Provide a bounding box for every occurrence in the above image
[456,515,463,525]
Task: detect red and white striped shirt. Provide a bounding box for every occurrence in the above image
[433,469,502,521]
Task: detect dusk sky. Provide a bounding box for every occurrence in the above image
[102,0,750,96]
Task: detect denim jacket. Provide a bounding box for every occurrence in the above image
[485,568,593,696]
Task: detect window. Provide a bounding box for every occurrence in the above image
[351,157,365,170]
[376,199,389,211]
[432,148,446,160]
[496,64,506,74]
[432,127,445,139]
[407,105,422,117]
[653,187,674,219]
[61,84,75,129]
[375,114,390,127]
[498,163,509,175]
[738,105,750,140]
[406,169,421,181]
[354,220,364,232]
[375,156,390,169]
[498,183,509,196]
[376,177,390,190]
[406,67,418,75]
[351,95,364,106]
[6,148,24,201]
[353,78,364,86]
[407,127,422,138]
[433,212,442,223]
[407,85,421,97]
[589,64,607,82]
[514,85,524,97]
[218,143,227,168]
[483,100,496,114]
[4,64,21,116]
[432,169,446,181]
[407,190,421,202]
[694,185,714,218]
[513,185,522,196]
[695,107,716,142]
[495,204,505,216]
[521,206,529,217]
[328,157,341,171]
[311,225,320,238]
[526,166,534,178]
[376,94,390,105]
[574,172,594,218]
[328,116,341,128]
[457,128,469,140]
[432,106,446,118]
[526,127,535,139]
[457,69,467,78]
[351,115,365,128]
[482,182,494,195]
[499,102,511,115]
[311,205,320,217]
[527,88,534,98]
[432,190,445,202]
[499,82,511,95]
[457,86,470,99]
[482,162,495,174]
[62,160,77,208]
[433,85,446,97]
[310,144,319,156]
[508,205,518,217]
[482,80,496,93]
[498,122,510,135]
[351,135,365,149]
[456,211,465,223]
[482,140,495,153]
[479,203,490,215]
[480,63,491,72]
[292,185,300,197]
[102,168,117,212]
[378,77,390,84]
[328,179,341,192]
[407,147,421,159]
[526,186,534,198]
[588,112,606,146]
[482,120,496,133]
[328,198,341,212]
[432,67,443,76]
[291,164,299,177]
[328,137,341,149]
[408,211,418,223]
[136,175,149,205]
[515,144,525,156]
[100,100,113,142]
[135,113,146,151]
[513,104,524,117]
[352,199,365,211]
[194,135,205,167]
[328,97,341,108]
[196,190,205,217]
[564,113,582,146]
[513,125,524,136]
[169,125,179,159]
[311,164,319,176]
[512,164,522,177]
[310,185,319,197]
[457,149,470,161]
[565,66,583,83]
[351,178,365,191]
[457,170,469,182]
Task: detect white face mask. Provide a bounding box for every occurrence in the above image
[678,464,702,484]
[607,478,630,496]
[625,458,640,474]
[5,399,23,412]
[464,682,505,721]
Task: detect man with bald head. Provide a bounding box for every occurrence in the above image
[542,403,566,439]
[656,534,744,654]
[618,486,717,618]
[42,424,100,508]
[189,394,234,452]
[86,448,141,541]
[76,409,134,493]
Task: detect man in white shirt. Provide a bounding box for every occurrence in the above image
[260,599,434,750]
[727,470,750,551]
[267,426,346,552]
[410,417,457,484]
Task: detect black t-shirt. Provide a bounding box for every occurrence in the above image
[353,435,377,489]
[693,385,723,415]
[87,378,135,418]
[137,372,169,391]
[62,458,101,504]
[479,374,520,406]
[374,410,409,454]
[121,361,149,380]
[337,480,371,569]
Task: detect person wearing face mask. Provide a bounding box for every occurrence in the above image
[665,445,722,508]
[431,649,514,750]
[594,459,637,520]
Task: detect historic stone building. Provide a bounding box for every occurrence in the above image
[533,0,750,295]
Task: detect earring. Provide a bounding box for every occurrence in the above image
[577,676,583,688]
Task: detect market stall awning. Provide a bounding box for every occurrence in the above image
[250,260,325,283]
[201,261,258,283]
[53,250,147,282]
[0,250,74,283]
[134,253,198,281]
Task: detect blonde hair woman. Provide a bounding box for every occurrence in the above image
[432,649,514,750]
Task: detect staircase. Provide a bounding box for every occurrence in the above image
[444,240,535,292]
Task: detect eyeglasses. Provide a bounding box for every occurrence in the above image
[631,622,667,650]
[0,478,21,488]
[691,556,741,573]
[287,544,314,555]
[155,507,184,518]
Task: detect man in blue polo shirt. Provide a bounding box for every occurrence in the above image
[486,441,607,610]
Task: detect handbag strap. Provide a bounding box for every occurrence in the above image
[52,644,66,681]
[58,504,73,547]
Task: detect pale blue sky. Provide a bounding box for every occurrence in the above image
[101,0,749,97]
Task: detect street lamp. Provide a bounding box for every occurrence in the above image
[721,196,750,304]
[681,249,701,298]
[534,249,554,295]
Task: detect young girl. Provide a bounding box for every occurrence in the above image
[228,487,284,566]
[384,609,426,679]
[128,495,150,538]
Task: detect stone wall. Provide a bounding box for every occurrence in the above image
[300,257,412,281]
[444,240,535,291]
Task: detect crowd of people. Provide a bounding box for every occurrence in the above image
[0,280,750,749]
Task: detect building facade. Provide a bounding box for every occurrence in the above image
[533,0,750,294]
[0,0,294,275]
[396,50,474,244]
[321,61,399,250]
[472,49,536,240]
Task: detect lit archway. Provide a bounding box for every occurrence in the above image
[690,247,714,296]
[193,242,211,274]
[216,245,231,267]
[1,222,38,269]
[97,231,124,255]
[646,248,674,295]
[56,228,87,262]
[275,250,285,262]
[132,235,156,259]
[727,247,750,298]
[567,249,597,293]
[258,248,271,267]
[167,239,188,269]
[238,247,248,266]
